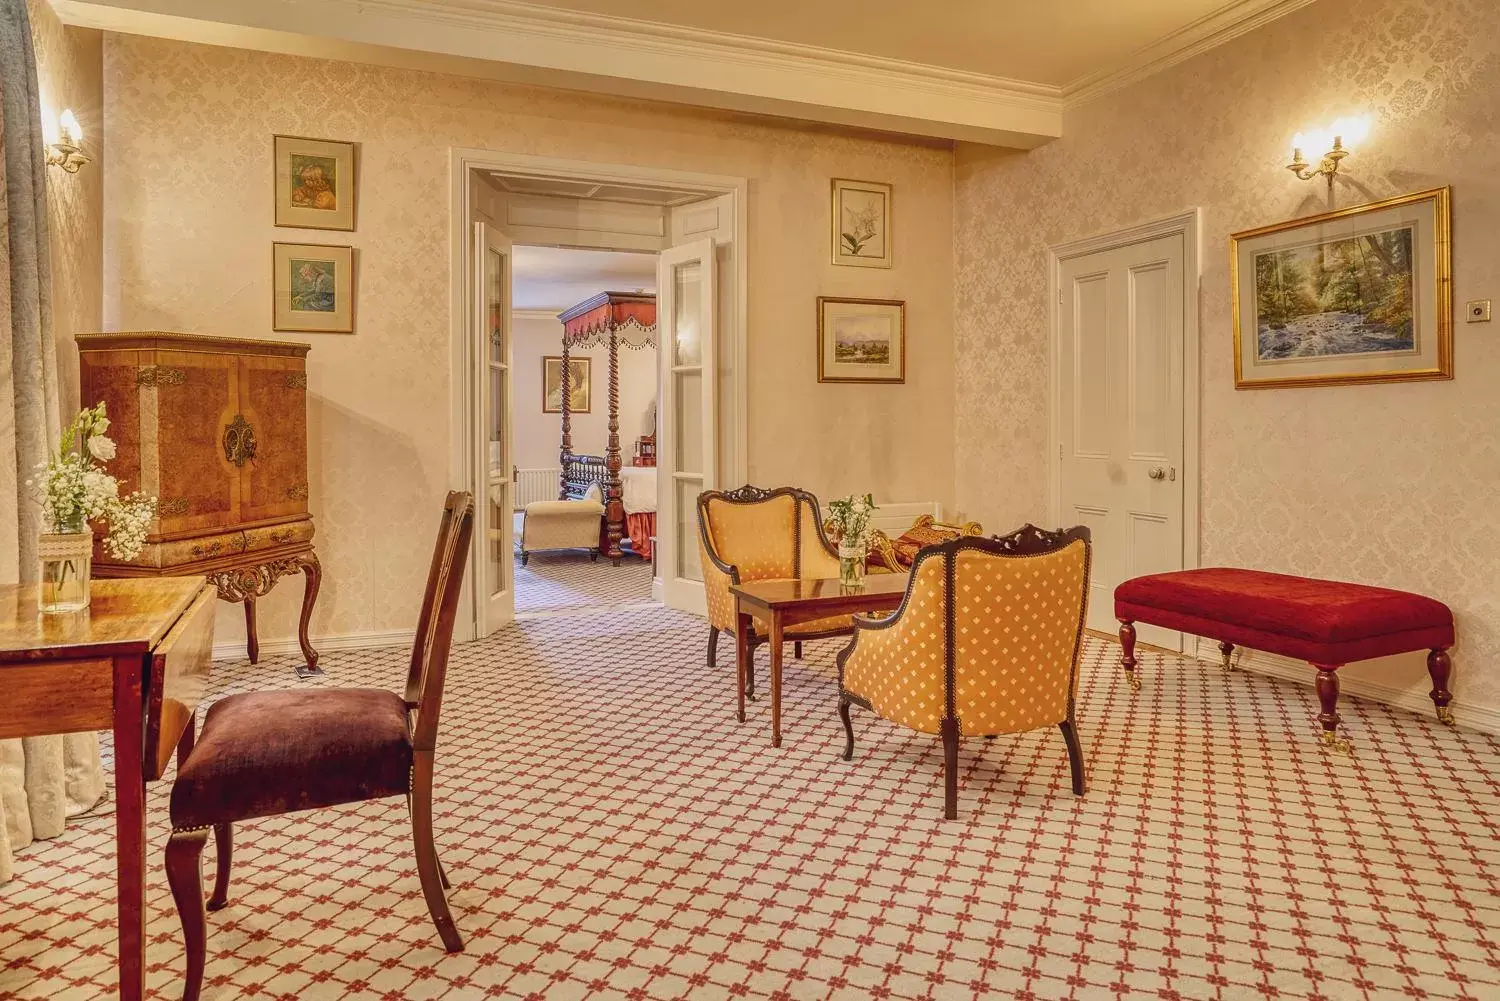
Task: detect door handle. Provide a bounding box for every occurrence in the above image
[1147,465,1166,480]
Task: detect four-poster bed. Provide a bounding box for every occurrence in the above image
[556,291,657,565]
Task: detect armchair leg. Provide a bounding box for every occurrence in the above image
[1059,719,1087,796]
[839,696,855,761]
[745,644,757,700]
[941,717,959,820]
[706,627,721,672]
[794,641,803,660]
[165,828,210,1001]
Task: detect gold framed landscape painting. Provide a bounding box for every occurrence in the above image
[831,178,892,268]
[274,135,357,231]
[273,242,354,333]
[543,356,590,413]
[1231,187,1451,389]
[817,297,905,384]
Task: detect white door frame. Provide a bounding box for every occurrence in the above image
[1046,209,1202,644]
[448,148,750,640]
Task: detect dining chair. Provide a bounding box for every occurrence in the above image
[836,524,1092,818]
[163,490,475,1001]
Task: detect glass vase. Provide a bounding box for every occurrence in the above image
[38,524,93,613]
[838,544,866,591]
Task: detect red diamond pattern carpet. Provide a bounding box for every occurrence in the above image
[2,604,1497,1000]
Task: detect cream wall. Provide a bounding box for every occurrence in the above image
[954,0,1500,716]
[29,0,102,415]
[101,33,955,650]
[511,314,657,472]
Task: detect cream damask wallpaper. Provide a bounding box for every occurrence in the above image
[28,0,102,415]
[954,0,1500,713]
[102,34,955,650]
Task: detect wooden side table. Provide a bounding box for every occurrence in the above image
[0,577,217,1001]
[730,574,910,747]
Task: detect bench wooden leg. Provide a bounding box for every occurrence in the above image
[1427,648,1455,726]
[1313,664,1352,754]
[1219,641,1235,671]
[1118,620,1141,692]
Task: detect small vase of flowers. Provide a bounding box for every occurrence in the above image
[30,403,156,613]
[827,493,877,591]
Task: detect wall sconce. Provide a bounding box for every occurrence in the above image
[44,109,90,173]
[1287,116,1370,191]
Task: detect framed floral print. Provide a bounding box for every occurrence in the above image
[1231,187,1451,389]
[831,178,892,268]
[817,297,905,384]
[543,356,591,413]
[273,242,354,333]
[274,135,357,231]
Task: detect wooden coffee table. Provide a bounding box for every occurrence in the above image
[730,574,910,747]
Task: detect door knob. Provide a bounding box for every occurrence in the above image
[1148,465,1166,480]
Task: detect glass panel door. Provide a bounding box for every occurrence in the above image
[656,238,716,612]
[474,221,514,634]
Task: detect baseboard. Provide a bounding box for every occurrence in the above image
[1190,637,1500,736]
[213,629,415,662]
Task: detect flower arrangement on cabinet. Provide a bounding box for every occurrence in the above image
[826,493,878,590]
[29,403,156,611]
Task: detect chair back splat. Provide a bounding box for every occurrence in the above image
[406,490,476,753]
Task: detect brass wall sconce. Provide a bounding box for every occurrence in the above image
[44,109,90,173]
[1287,116,1370,192]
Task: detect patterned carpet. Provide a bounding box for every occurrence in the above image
[2,604,1498,1001]
[513,512,653,614]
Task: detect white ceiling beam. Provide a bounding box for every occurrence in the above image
[53,0,1064,148]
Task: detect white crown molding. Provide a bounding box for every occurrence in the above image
[54,0,1062,147]
[1062,0,1321,106]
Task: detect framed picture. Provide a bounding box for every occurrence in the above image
[274,135,357,231]
[831,178,892,268]
[543,356,591,413]
[1231,187,1451,389]
[817,297,905,384]
[273,242,354,333]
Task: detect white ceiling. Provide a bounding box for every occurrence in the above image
[522,0,1251,86]
[512,246,657,312]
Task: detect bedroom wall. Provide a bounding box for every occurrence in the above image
[29,0,102,416]
[953,0,1500,720]
[101,33,955,650]
[511,314,657,473]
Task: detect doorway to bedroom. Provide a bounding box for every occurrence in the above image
[511,247,659,615]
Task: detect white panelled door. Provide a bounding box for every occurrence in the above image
[656,238,717,614]
[1058,232,1186,648]
[474,221,515,636]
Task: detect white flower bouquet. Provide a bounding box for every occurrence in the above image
[827,493,877,588]
[29,403,157,610]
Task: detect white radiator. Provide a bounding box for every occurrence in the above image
[515,467,561,510]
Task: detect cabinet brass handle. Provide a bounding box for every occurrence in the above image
[223,414,257,467]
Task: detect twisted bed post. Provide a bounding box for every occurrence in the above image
[558,333,572,500]
[602,326,625,564]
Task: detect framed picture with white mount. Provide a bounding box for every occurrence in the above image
[831,178,892,268]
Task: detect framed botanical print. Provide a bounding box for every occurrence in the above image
[1231,187,1452,389]
[543,356,590,413]
[817,297,905,384]
[273,242,354,333]
[831,178,892,268]
[274,135,357,231]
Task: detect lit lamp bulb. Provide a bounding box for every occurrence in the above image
[58,108,81,145]
[45,108,90,173]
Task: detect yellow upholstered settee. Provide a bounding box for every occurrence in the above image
[697,485,851,696]
[836,524,1092,819]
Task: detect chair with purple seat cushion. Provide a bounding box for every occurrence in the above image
[163,491,475,1001]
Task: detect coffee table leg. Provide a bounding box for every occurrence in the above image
[113,655,147,1001]
[735,609,751,723]
[1314,663,1352,754]
[770,613,784,748]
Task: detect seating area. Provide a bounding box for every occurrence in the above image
[4,0,1500,999]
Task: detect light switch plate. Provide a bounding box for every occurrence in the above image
[1466,299,1492,322]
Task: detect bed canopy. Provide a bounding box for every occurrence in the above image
[556,290,657,563]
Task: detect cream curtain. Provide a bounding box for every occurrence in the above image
[0,0,106,884]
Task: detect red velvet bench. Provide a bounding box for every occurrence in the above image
[1115,568,1455,751]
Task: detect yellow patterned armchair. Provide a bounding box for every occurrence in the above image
[836,524,1092,818]
[698,485,849,696]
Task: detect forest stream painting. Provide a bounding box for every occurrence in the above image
[1255,226,1414,360]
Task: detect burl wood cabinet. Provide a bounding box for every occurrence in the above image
[77,332,322,675]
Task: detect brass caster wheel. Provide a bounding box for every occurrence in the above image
[1126,670,1141,693]
[1319,729,1353,756]
[1437,706,1456,726]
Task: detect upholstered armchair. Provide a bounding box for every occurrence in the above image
[698,485,848,694]
[836,524,1092,819]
